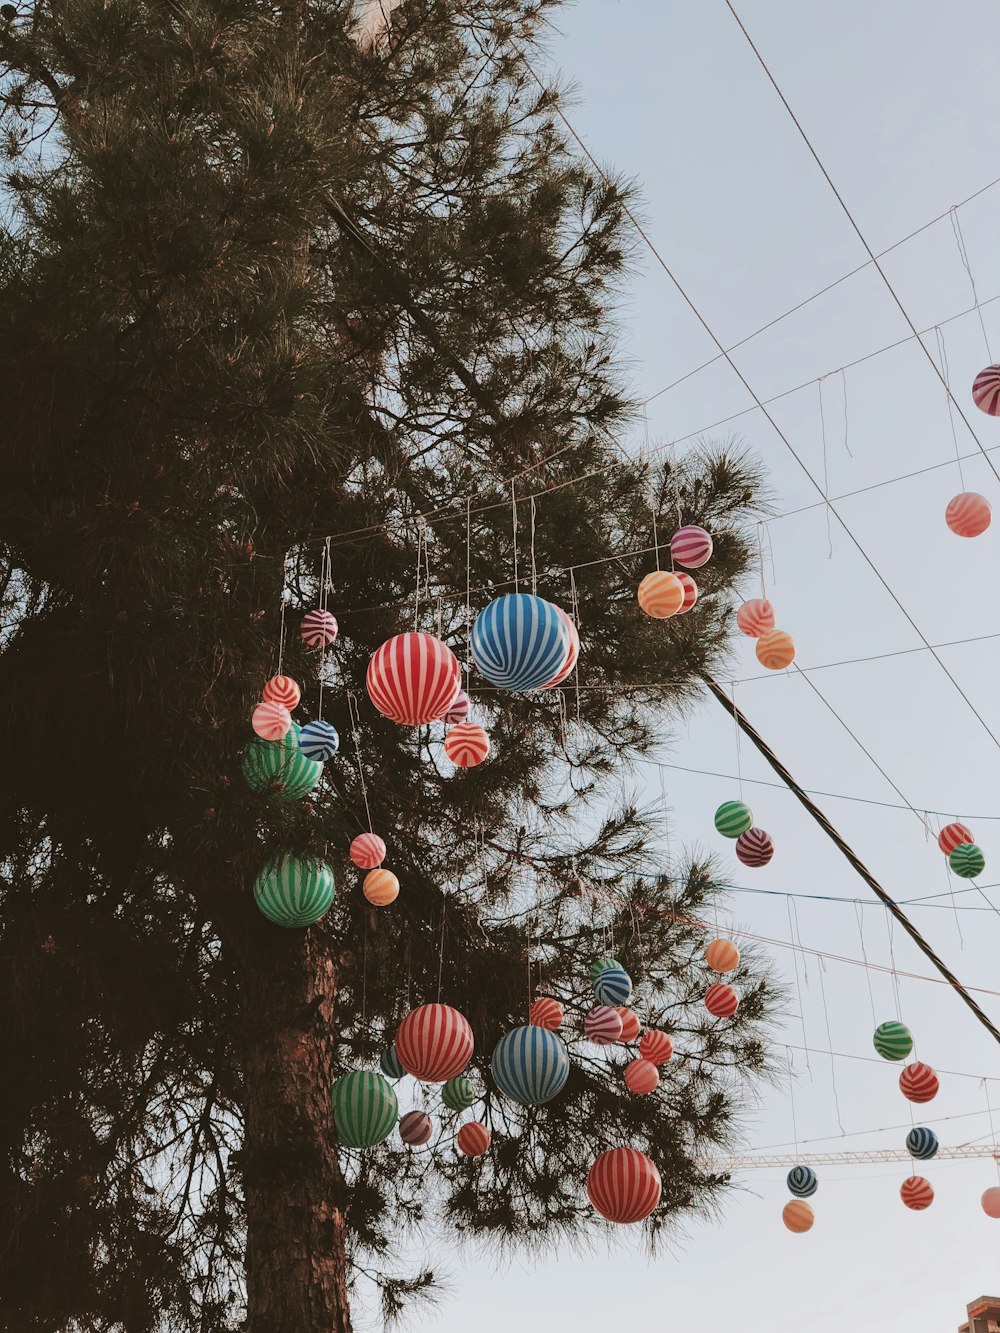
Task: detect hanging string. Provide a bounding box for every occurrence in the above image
[510,480,519,591]
[786,899,812,1077]
[731,681,744,800]
[756,522,768,599]
[984,1080,1000,1183]
[465,496,472,682]
[886,915,903,1022]
[950,206,993,361]
[347,691,374,833]
[840,368,853,458]
[818,377,833,558]
[530,495,538,595]
[854,900,878,1025]
[568,566,581,722]
[934,324,966,490]
[412,518,427,632]
[817,954,846,1133]
[787,1047,799,1157]
[361,914,369,1058]
[276,584,288,675]
[317,536,332,720]
[437,898,447,1004]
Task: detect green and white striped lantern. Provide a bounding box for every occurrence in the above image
[252,855,335,928]
[333,1071,398,1147]
[441,1074,477,1112]
[949,842,986,879]
[589,956,622,981]
[379,1045,405,1080]
[242,725,323,803]
[873,1020,913,1062]
[714,800,754,838]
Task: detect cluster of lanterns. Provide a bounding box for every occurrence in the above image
[870,1020,942,1211]
[948,365,1000,538]
[703,937,742,1018]
[938,820,987,880]
[636,525,711,619]
[735,596,796,671]
[714,800,775,869]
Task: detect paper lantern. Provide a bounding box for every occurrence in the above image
[471,593,570,692]
[950,843,986,879]
[363,868,399,907]
[906,1127,939,1161]
[782,1200,814,1233]
[670,525,713,569]
[705,983,739,1018]
[938,822,974,855]
[539,608,581,689]
[379,1045,405,1080]
[637,570,684,619]
[624,1058,659,1095]
[900,1062,939,1104]
[736,598,776,638]
[242,727,323,802]
[972,364,1000,415]
[639,1029,673,1065]
[301,609,338,648]
[756,629,795,671]
[873,1020,913,1062]
[350,833,386,870]
[457,1122,491,1157]
[705,938,741,973]
[674,572,698,614]
[616,1007,641,1042]
[587,1148,661,1223]
[787,1165,818,1198]
[900,1175,934,1210]
[491,1026,570,1105]
[946,492,992,538]
[714,800,753,839]
[252,700,292,741]
[399,1110,434,1146]
[444,722,490,768]
[298,719,339,762]
[584,1005,624,1045]
[396,1004,474,1083]
[367,632,461,725]
[442,1075,477,1112]
[593,966,632,1008]
[981,1187,1000,1218]
[333,1071,397,1147]
[253,855,335,928]
[529,997,564,1031]
[443,688,470,725]
[736,828,774,868]
[589,956,622,981]
[262,675,301,710]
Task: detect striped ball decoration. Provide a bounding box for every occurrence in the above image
[300,609,338,649]
[491,1026,570,1106]
[253,855,335,928]
[616,1008,641,1042]
[900,1175,934,1210]
[589,956,622,981]
[443,688,470,725]
[639,1029,673,1065]
[350,833,386,870]
[442,1075,477,1112]
[787,1165,818,1198]
[242,728,323,802]
[471,594,571,693]
[981,1187,1000,1218]
[333,1071,398,1148]
[756,629,795,671]
[872,1020,913,1062]
[528,997,564,1031]
[584,1005,624,1045]
[379,1045,405,1080]
[714,800,753,839]
[946,491,992,538]
[736,598,776,638]
[637,570,684,619]
[363,869,399,907]
[298,719,339,762]
[705,983,739,1019]
[670,524,713,569]
[540,608,581,689]
[674,572,698,614]
[396,1004,474,1084]
[587,1148,662,1224]
[972,364,1000,415]
[938,822,974,855]
[457,1122,491,1157]
[252,700,292,741]
[705,938,741,974]
[399,1110,434,1147]
[899,1062,940,1104]
[367,632,461,725]
[262,675,301,710]
[950,843,986,879]
[906,1127,939,1161]
[782,1200,814,1233]
[593,966,632,1008]
[736,828,774,868]
[624,1058,659,1095]
[444,722,490,768]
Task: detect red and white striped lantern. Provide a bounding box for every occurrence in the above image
[584,1005,624,1045]
[262,675,301,710]
[395,1004,474,1083]
[586,1148,662,1223]
[540,608,581,689]
[736,598,776,638]
[674,572,698,614]
[670,525,713,569]
[457,1122,491,1157]
[938,822,974,855]
[528,997,564,1031]
[945,492,992,538]
[639,1029,674,1065]
[615,1007,641,1042]
[366,633,461,726]
[300,609,338,649]
[972,365,1000,416]
[624,1059,659,1095]
[736,828,774,868]
[899,1062,939,1104]
[444,722,490,768]
[900,1175,934,1210]
[350,833,386,870]
[705,983,739,1019]
[399,1110,434,1146]
[252,700,292,741]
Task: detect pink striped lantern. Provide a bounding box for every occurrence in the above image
[981,1187,1000,1218]
[972,365,1000,416]
[900,1175,934,1210]
[457,1121,491,1157]
[444,722,491,768]
[945,492,992,538]
[366,633,461,726]
[540,609,580,690]
[300,609,338,649]
[705,983,739,1019]
[938,822,974,856]
[529,997,564,1031]
[669,525,713,569]
[624,1059,659,1095]
[350,833,386,869]
[736,828,774,868]
[736,598,776,638]
[443,688,470,725]
[674,572,698,615]
[899,1062,939,1104]
[262,675,301,710]
[395,1004,474,1083]
[615,1007,641,1043]
[584,1005,624,1045]
[252,701,292,741]
[639,1029,673,1065]
[587,1148,662,1223]
[399,1110,434,1147]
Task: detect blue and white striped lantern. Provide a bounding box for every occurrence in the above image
[471,594,571,693]
[786,1164,818,1198]
[379,1045,405,1080]
[491,1025,570,1106]
[593,965,632,1008]
[906,1126,939,1161]
[298,719,340,762]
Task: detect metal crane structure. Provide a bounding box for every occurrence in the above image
[706,1146,1000,1169]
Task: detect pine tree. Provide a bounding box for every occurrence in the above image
[0,2,777,1330]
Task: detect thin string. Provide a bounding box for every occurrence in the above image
[529,495,538,595]
[347,692,374,833]
[412,519,426,632]
[854,900,878,1025]
[437,898,447,1004]
[568,567,581,722]
[317,537,332,720]
[818,377,833,558]
[840,369,852,457]
[756,522,768,599]
[510,480,519,591]
[934,324,966,490]
[277,588,288,675]
[950,206,993,361]
[787,1047,799,1158]
[465,496,472,683]
[984,1080,1000,1183]
[361,914,368,1058]
[786,899,812,1077]
[817,954,846,1133]
[886,915,903,1022]
[731,681,744,800]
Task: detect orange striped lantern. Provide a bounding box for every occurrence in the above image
[350,833,386,870]
[366,632,461,726]
[938,822,974,855]
[457,1121,491,1157]
[946,492,992,538]
[639,1029,674,1065]
[782,1200,814,1233]
[900,1175,934,1210]
[395,1004,474,1083]
[586,1148,662,1224]
[252,700,292,741]
[615,1007,641,1042]
[539,608,581,690]
[972,365,1000,415]
[624,1058,659,1095]
[262,675,301,710]
[736,598,776,638]
[444,722,490,768]
[756,629,795,671]
[705,983,739,1019]
[705,938,740,973]
[899,1062,939,1104]
[637,570,685,619]
[363,868,399,907]
[529,997,564,1031]
[585,1005,624,1045]
[674,572,698,614]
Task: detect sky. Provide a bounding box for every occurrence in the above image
[413,2,1000,1329]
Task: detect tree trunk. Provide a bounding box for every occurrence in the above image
[241,930,352,1333]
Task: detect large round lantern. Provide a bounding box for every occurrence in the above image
[637,570,684,619]
[873,1020,913,1062]
[584,1005,624,1045]
[242,727,323,802]
[301,609,338,648]
[529,997,564,1031]
[787,1165,818,1198]
[395,1004,474,1083]
[938,822,974,855]
[899,1062,939,1104]
[972,365,1000,415]
[253,855,335,928]
[736,598,776,638]
[782,1200,814,1233]
[457,1122,491,1157]
[705,938,740,973]
[350,833,386,870]
[442,1075,477,1112]
[262,675,301,710]
[366,632,461,725]
[379,1045,405,1080]
[756,629,795,671]
[906,1127,939,1161]
[399,1110,434,1146]
[946,492,992,538]
[639,1029,673,1065]
[616,1007,641,1042]
[624,1059,659,1095]
[670,525,713,569]
[444,722,490,767]
[333,1071,398,1147]
[981,1187,1000,1218]
[900,1175,934,1210]
[593,966,632,1008]
[586,1148,661,1223]
[705,983,739,1018]
[736,828,774,867]
[539,609,580,689]
[950,843,986,879]
[491,1026,570,1105]
[471,594,570,692]
[363,869,399,907]
[252,700,292,741]
[714,801,753,839]
[298,719,339,762]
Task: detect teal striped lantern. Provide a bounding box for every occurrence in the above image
[873,1020,913,1062]
[949,842,986,879]
[242,725,323,802]
[379,1045,405,1080]
[253,855,335,928]
[333,1071,398,1147]
[491,1026,570,1105]
[714,800,753,838]
[441,1075,477,1112]
[589,956,622,981]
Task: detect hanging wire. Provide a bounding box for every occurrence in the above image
[465,495,472,682]
[817,954,846,1133]
[347,691,375,833]
[934,324,966,490]
[530,494,538,595]
[839,368,853,458]
[317,536,332,719]
[437,898,447,1003]
[817,377,833,558]
[854,900,878,1025]
[731,681,744,801]
[984,1080,1000,1184]
[510,480,519,591]
[950,206,994,362]
[787,1047,799,1157]
[786,899,812,1078]
[276,582,288,675]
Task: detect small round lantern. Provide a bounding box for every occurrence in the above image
[674,572,698,614]
[705,938,740,973]
[899,1062,939,1104]
[670,525,713,569]
[639,1029,673,1065]
[782,1200,814,1233]
[350,833,386,870]
[528,997,564,1031]
[637,570,684,619]
[584,1005,624,1045]
[900,1175,934,1210]
[444,722,490,768]
[938,822,974,855]
[379,1045,405,1080]
[906,1127,939,1161]
[593,966,632,1008]
[298,719,339,762]
[972,365,1000,415]
[624,1059,659,1095]
[615,1007,641,1042]
[300,609,338,649]
[395,1004,474,1083]
[399,1110,434,1147]
[787,1165,818,1198]
[363,869,399,907]
[491,1026,569,1105]
[589,956,622,981]
[705,983,739,1019]
[586,1148,661,1223]
[949,843,986,879]
[442,1075,477,1112]
[252,700,292,741]
[714,800,753,839]
[262,675,301,710]
[471,594,571,692]
[756,629,795,671]
[873,1020,913,1062]
[946,492,992,538]
[736,598,776,638]
[443,688,470,725]
[736,828,774,867]
[981,1187,1000,1218]
[253,855,335,928]
[333,1071,398,1148]
[457,1122,491,1157]
[367,632,461,725]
